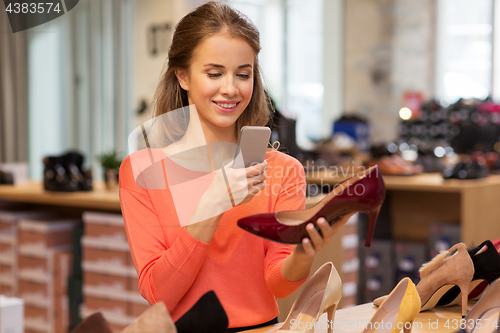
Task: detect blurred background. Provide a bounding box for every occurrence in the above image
[2,0,499,180]
[2,0,500,328]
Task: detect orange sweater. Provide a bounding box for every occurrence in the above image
[119,148,308,327]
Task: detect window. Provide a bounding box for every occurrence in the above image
[27,0,133,179]
[436,0,493,104]
[228,0,327,147]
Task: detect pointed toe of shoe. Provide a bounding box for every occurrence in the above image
[373,295,386,307]
[237,213,308,244]
[70,312,113,333]
[122,302,176,333]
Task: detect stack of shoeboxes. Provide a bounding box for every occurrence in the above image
[340,214,360,307]
[80,212,149,333]
[359,240,394,304]
[0,210,52,298]
[17,217,78,333]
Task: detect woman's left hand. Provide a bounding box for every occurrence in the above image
[281,213,356,282]
[294,213,356,258]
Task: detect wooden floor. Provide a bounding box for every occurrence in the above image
[245,303,475,333]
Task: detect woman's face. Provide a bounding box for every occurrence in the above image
[176,33,254,140]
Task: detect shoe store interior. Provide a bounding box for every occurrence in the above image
[1,0,500,332]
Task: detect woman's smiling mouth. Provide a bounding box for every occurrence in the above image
[213,101,240,112]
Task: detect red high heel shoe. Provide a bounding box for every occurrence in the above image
[237,165,386,246]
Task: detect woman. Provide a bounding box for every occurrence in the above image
[119,2,346,331]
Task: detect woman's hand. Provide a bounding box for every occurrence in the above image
[281,213,356,282]
[186,160,268,243]
[295,213,355,258]
[232,160,268,206]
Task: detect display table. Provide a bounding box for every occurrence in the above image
[246,303,470,333]
[306,171,500,245]
[0,181,121,211]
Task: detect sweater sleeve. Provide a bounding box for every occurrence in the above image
[263,155,309,298]
[119,155,210,311]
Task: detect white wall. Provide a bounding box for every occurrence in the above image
[344,0,436,144]
[134,0,172,127]
[134,0,206,128]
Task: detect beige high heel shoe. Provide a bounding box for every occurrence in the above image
[363,277,420,333]
[121,301,176,333]
[458,278,500,333]
[374,242,474,317]
[276,262,342,333]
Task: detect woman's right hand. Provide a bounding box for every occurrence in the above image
[187,160,268,226]
[231,160,268,206]
[186,160,268,243]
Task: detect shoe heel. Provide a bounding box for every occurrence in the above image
[364,205,382,247]
[457,279,471,317]
[326,304,337,333]
[403,320,413,333]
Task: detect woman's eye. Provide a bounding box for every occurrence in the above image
[237,74,251,79]
[207,73,222,78]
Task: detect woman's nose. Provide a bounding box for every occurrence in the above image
[220,76,238,96]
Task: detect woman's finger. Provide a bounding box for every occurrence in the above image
[306,223,323,252]
[249,172,266,184]
[300,237,316,257]
[317,218,334,244]
[249,179,266,193]
[246,160,268,178]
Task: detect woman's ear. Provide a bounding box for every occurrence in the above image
[175,70,189,91]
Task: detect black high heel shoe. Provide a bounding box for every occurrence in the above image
[175,291,228,333]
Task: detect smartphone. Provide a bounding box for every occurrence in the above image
[233,126,271,168]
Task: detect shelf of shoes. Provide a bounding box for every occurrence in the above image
[306,171,500,246]
[15,217,79,333]
[80,212,149,333]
